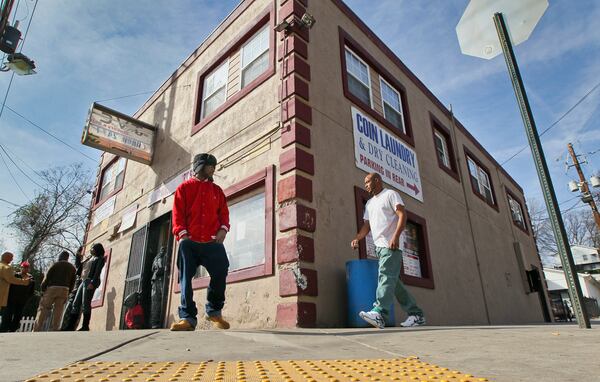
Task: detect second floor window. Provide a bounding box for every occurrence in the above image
[98,157,126,202]
[202,61,229,119]
[345,47,371,106]
[380,78,405,133]
[467,156,494,205]
[507,194,526,228]
[241,26,269,88]
[433,130,451,168]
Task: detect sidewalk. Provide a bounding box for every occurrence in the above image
[1,323,598,382]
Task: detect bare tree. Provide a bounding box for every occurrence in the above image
[9,163,93,270]
[528,196,600,267]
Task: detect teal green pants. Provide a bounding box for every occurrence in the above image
[372,247,423,320]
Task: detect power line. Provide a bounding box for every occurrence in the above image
[4,105,97,162]
[0,197,20,207]
[95,90,156,103]
[0,145,28,199]
[501,80,600,166]
[17,0,37,52]
[0,142,42,187]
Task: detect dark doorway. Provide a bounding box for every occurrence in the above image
[527,266,552,323]
[119,212,174,329]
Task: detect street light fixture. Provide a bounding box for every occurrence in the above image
[1,52,36,75]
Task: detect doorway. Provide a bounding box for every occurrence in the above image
[120,212,174,329]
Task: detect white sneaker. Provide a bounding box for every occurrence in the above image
[400,315,426,327]
[359,310,385,329]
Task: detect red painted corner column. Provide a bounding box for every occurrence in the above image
[276,0,317,329]
[276,302,316,328]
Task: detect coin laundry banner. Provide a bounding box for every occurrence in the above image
[352,106,423,202]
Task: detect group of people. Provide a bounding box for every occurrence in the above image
[3,152,425,333]
[170,153,425,331]
[0,243,105,333]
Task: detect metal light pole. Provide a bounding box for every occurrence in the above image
[457,0,590,328]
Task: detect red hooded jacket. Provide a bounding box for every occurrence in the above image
[172,177,230,242]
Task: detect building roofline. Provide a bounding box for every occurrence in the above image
[132,0,253,119]
[331,0,524,194]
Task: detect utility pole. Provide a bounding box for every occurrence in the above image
[567,143,600,230]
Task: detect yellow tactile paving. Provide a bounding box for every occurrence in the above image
[25,358,489,382]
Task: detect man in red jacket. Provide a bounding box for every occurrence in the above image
[170,153,230,331]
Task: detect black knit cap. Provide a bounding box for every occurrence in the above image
[193,153,217,175]
[92,243,105,257]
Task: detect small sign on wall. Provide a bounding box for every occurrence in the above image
[82,103,156,165]
[352,106,423,202]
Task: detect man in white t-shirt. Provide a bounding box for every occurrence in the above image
[351,172,425,329]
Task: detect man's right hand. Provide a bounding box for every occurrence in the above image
[179,234,189,241]
[351,238,359,249]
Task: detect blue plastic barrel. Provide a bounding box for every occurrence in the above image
[346,259,395,327]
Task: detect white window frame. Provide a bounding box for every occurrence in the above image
[434,130,451,168]
[98,157,126,202]
[507,194,525,227]
[240,25,270,89]
[201,59,230,119]
[467,156,495,205]
[344,47,373,108]
[379,77,406,133]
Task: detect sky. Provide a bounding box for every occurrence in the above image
[0,0,599,259]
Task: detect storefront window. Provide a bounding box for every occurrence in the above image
[196,192,266,278]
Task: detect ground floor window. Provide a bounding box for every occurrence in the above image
[196,191,266,277]
[187,166,275,289]
[354,187,434,289]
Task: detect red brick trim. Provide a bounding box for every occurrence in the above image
[282,97,312,125]
[278,34,308,60]
[281,0,307,7]
[276,302,316,328]
[282,54,311,81]
[277,234,315,264]
[277,174,313,203]
[279,267,318,296]
[279,203,316,232]
[280,0,306,21]
[279,147,314,175]
[281,121,311,149]
[280,75,309,102]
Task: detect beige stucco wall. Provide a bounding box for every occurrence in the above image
[305,0,547,326]
[83,0,549,331]
[85,0,287,331]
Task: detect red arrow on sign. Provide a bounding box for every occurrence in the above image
[407,183,420,195]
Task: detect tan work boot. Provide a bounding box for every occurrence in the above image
[207,315,230,329]
[170,319,195,331]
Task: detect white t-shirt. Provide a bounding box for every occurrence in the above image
[363,189,406,249]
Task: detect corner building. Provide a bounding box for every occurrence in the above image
[83,0,552,330]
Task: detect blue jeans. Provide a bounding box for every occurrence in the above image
[177,239,229,327]
[72,279,96,315]
[372,247,423,320]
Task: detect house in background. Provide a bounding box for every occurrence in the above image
[551,245,600,273]
[544,268,600,320]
